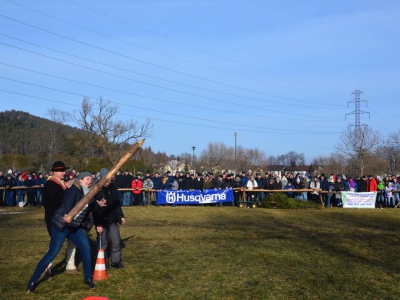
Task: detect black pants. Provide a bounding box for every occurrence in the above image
[27,192,35,206]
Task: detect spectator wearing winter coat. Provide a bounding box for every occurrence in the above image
[255,173,265,201]
[162,173,173,190]
[357,176,367,192]
[3,173,16,206]
[345,178,358,192]
[94,168,126,269]
[293,177,305,200]
[334,178,345,207]
[385,182,395,208]
[284,182,295,198]
[121,169,134,206]
[16,174,25,206]
[310,176,320,204]
[24,174,36,207]
[246,176,258,201]
[131,177,143,206]
[35,173,47,208]
[152,172,162,206]
[231,175,242,206]
[142,177,154,206]
[181,173,194,190]
[391,177,400,204]
[192,173,204,191]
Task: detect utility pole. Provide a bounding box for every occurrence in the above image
[191,146,196,173]
[345,90,370,131]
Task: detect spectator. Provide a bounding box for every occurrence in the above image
[16,173,25,206]
[246,176,258,201]
[346,177,358,192]
[35,173,46,208]
[334,177,345,207]
[3,173,16,206]
[192,172,204,191]
[281,175,288,188]
[357,176,367,192]
[284,182,295,198]
[391,177,400,205]
[255,173,265,201]
[310,176,320,203]
[377,179,386,208]
[231,175,242,206]
[152,172,162,206]
[131,176,143,206]
[385,182,394,208]
[293,177,305,200]
[121,169,134,206]
[142,176,153,206]
[326,179,335,208]
[94,168,126,269]
[24,174,36,208]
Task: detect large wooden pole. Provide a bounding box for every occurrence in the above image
[66,139,145,219]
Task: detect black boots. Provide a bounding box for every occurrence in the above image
[111,261,125,269]
[84,278,95,288]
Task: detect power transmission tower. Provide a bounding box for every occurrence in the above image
[345,90,370,131]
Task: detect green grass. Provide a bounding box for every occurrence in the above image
[1,206,400,299]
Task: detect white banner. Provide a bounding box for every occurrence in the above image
[342,192,376,208]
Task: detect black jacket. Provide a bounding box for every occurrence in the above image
[193,177,204,190]
[94,183,124,226]
[121,174,134,189]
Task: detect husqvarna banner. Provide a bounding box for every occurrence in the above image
[158,189,234,205]
[342,192,376,208]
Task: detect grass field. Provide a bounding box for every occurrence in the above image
[1,206,400,300]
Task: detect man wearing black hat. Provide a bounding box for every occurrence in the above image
[41,161,71,278]
[193,172,204,191]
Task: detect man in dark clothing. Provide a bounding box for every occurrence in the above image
[181,173,194,190]
[152,172,162,206]
[209,173,219,189]
[42,161,70,278]
[357,176,367,192]
[113,170,124,204]
[3,173,16,206]
[94,168,125,269]
[193,172,204,191]
[121,169,134,206]
[319,174,329,205]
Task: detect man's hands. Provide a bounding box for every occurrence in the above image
[121,218,126,225]
[97,198,107,207]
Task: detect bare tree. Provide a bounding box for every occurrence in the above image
[73,98,152,165]
[335,125,382,176]
[198,142,233,171]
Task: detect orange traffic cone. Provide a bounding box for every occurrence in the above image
[93,249,109,281]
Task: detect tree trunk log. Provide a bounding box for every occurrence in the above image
[66,139,145,219]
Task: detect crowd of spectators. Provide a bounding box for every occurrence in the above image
[0,168,399,209]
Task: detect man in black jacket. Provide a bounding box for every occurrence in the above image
[94,168,126,269]
[193,172,204,191]
[121,169,133,206]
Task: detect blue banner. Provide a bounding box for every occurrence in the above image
[158,189,234,205]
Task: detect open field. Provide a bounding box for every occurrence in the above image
[1,206,400,300]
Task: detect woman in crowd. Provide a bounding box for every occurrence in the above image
[334,177,345,207]
[24,173,36,207]
[26,172,106,293]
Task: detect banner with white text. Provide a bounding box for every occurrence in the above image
[342,192,377,208]
[158,189,234,205]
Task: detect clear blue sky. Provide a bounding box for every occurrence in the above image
[1,0,399,162]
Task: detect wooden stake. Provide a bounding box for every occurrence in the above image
[66,139,145,219]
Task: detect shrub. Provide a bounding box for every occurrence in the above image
[260,193,322,209]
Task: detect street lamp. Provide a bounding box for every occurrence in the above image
[171,155,175,173]
[192,146,196,173]
[234,132,237,176]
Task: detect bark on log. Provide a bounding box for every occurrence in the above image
[66,139,145,219]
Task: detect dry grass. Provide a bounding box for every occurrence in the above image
[1,206,400,299]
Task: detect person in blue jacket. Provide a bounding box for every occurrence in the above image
[24,174,36,207]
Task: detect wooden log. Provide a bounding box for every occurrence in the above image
[66,139,145,219]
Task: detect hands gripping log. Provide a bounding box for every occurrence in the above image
[65,139,145,221]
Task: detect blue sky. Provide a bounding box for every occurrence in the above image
[1,0,399,162]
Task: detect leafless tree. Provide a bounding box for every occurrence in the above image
[335,125,382,176]
[73,98,152,165]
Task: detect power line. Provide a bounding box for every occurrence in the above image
[3,0,346,96]
[345,90,370,131]
[0,89,344,135]
[0,36,344,109]
[0,14,344,107]
[65,0,347,93]
[0,76,343,123]
[0,62,343,120]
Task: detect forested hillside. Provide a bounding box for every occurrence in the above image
[0,110,168,173]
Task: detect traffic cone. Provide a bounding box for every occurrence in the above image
[92,249,109,281]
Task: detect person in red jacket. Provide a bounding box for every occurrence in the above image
[367,175,378,208]
[131,176,143,206]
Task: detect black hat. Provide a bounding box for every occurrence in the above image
[197,172,202,176]
[124,169,129,172]
[51,161,69,172]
